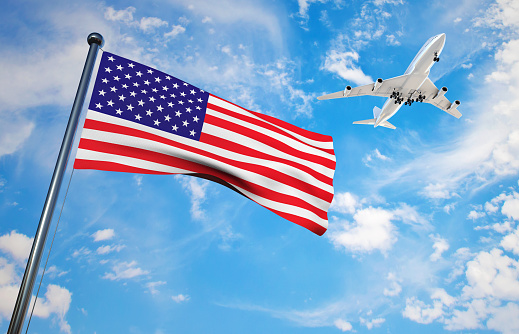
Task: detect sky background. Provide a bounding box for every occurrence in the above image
[1,0,519,333]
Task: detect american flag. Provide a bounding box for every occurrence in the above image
[74,52,336,235]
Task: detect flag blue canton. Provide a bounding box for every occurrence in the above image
[89,52,209,141]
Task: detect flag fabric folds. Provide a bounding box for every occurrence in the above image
[74,52,336,235]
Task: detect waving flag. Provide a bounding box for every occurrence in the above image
[74,52,335,235]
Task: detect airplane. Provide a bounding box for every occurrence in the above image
[317,33,461,129]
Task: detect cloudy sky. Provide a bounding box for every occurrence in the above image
[1,0,519,333]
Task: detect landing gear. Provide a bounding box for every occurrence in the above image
[433,52,440,62]
[405,99,413,106]
[390,90,400,99]
[391,91,403,104]
[393,97,403,104]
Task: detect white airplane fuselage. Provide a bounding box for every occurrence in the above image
[374,33,446,127]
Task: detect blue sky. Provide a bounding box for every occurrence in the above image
[1,0,519,333]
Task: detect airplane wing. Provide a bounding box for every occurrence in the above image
[419,78,462,118]
[318,74,418,100]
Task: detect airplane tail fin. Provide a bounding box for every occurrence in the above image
[373,106,382,119]
[353,118,396,129]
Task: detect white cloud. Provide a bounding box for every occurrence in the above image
[259,60,317,117]
[104,6,135,23]
[467,210,485,220]
[372,0,403,5]
[103,261,149,281]
[177,176,209,221]
[363,149,391,166]
[421,183,455,200]
[218,225,242,251]
[105,6,169,34]
[501,226,519,255]
[359,317,385,329]
[172,293,190,303]
[0,283,19,321]
[392,203,431,230]
[486,302,519,334]
[502,193,519,220]
[164,25,186,39]
[484,200,499,213]
[294,0,343,24]
[333,318,353,331]
[167,0,284,49]
[71,247,91,258]
[0,258,17,286]
[329,207,396,254]
[430,234,449,262]
[92,229,115,242]
[322,50,373,85]
[462,248,519,300]
[329,199,431,254]
[32,284,72,334]
[475,220,513,234]
[402,289,455,324]
[443,202,457,214]
[330,192,358,214]
[0,114,34,158]
[146,281,167,295]
[45,265,69,279]
[138,17,168,33]
[0,230,33,263]
[474,0,519,30]
[444,299,487,330]
[96,244,125,255]
[0,252,72,333]
[134,175,143,187]
[402,297,443,324]
[386,34,401,46]
[446,247,473,283]
[383,272,402,297]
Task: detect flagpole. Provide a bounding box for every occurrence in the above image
[7,32,104,334]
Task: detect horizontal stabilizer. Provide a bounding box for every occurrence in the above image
[379,121,396,129]
[317,90,345,100]
[353,118,376,125]
[352,119,396,129]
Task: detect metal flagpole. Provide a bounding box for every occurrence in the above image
[7,32,104,334]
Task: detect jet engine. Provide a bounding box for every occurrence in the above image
[372,78,383,92]
[447,100,461,111]
[343,85,352,97]
[433,86,448,99]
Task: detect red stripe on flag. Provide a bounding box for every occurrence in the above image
[74,159,170,174]
[199,132,333,186]
[268,208,327,236]
[77,138,329,219]
[203,113,335,170]
[82,119,331,202]
[207,102,335,156]
[209,94,333,143]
